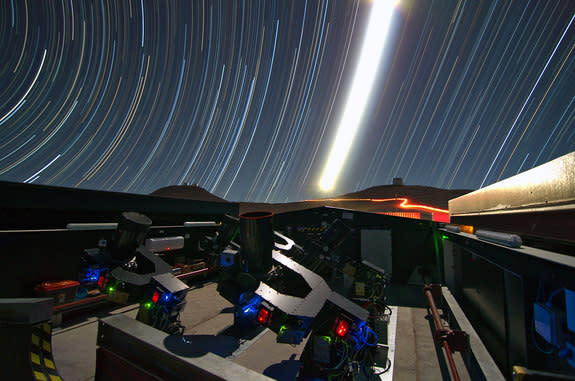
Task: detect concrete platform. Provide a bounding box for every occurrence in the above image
[52,282,471,381]
[394,306,470,381]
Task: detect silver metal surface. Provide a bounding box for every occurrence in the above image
[183,221,221,227]
[274,231,295,251]
[67,223,118,231]
[256,251,368,319]
[255,251,332,317]
[145,236,185,252]
[449,151,575,216]
[271,250,326,289]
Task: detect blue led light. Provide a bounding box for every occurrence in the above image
[238,294,263,320]
[83,267,106,284]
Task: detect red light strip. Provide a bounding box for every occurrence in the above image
[306,197,449,214]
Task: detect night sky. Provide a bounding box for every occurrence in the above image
[1,1,574,203]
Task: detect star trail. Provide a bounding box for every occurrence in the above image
[1,1,574,203]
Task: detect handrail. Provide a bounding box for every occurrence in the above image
[423,283,462,381]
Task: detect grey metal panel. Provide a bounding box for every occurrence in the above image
[504,272,527,371]
[152,273,189,294]
[443,239,456,291]
[361,229,392,277]
[0,298,53,324]
[97,314,273,381]
[449,151,575,216]
[442,287,506,381]
[145,236,185,252]
[327,292,369,321]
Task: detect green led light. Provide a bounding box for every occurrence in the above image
[279,325,287,336]
[441,235,449,240]
[144,302,153,309]
[107,286,115,293]
[320,335,332,343]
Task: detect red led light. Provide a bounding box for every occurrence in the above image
[257,308,270,324]
[335,319,349,337]
[98,275,105,288]
[152,291,160,304]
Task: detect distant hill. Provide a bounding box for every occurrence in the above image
[238,185,472,215]
[335,185,471,209]
[150,184,472,215]
[150,185,228,203]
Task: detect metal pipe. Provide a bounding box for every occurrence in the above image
[424,284,461,381]
[239,211,274,274]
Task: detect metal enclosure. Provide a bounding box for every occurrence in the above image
[442,230,575,378]
[449,151,575,245]
[96,314,272,381]
[361,229,392,277]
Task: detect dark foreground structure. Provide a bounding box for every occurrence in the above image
[0,151,574,381]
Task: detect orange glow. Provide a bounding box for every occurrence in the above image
[457,224,474,234]
[379,211,421,219]
[305,197,449,214]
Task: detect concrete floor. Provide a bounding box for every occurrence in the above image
[394,306,470,381]
[52,282,470,381]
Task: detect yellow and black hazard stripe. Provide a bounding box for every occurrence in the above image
[30,322,62,381]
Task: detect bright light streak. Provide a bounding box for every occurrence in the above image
[0,50,47,126]
[319,0,395,191]
[24,154,61,183]
[306,197,450,214]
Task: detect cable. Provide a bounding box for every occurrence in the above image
[385,306,392,317]
[364,326,378,346]
[324,339,349,371]
[374,358,392,375]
